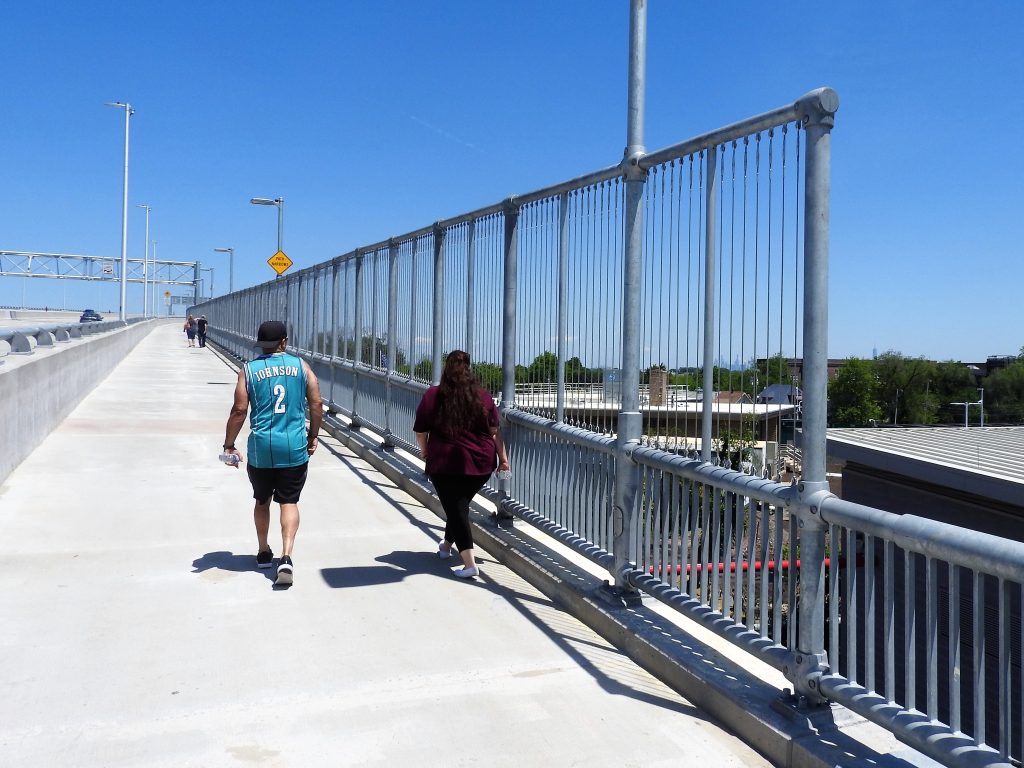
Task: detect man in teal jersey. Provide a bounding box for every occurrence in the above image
[222,320,323,587]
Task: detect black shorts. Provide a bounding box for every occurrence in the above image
[247,462,309,504]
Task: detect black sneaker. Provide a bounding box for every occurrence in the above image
[276,555,294,587]
[256,548,274,569]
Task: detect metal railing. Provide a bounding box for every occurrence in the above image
[193,88,1022,767]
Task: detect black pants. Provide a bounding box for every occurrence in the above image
[430,473,489,553]
[197,332,207,347]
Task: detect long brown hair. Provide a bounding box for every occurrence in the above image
[436,350,485,434]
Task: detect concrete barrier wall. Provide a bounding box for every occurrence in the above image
[0,321,156,485]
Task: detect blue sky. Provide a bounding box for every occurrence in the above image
[2,0,1021,363]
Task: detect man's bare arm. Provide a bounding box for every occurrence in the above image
[304,361,323,455]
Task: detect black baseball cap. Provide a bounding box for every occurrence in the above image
[256,320,287,350]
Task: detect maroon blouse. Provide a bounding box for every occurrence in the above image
[413,386,499,476]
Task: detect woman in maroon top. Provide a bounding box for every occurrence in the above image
[414,350,510,578]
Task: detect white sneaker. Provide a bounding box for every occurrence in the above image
[453,565,479,579]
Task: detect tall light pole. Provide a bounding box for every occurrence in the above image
[136,204,151,316]
[105,101,134,320]
[152,241,159,314]
[200,266,215,299]
[250,197,284,252]
[214,247,235,293]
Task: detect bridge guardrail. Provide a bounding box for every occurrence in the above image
[195,86,1021,768]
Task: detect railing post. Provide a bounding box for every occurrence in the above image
[431,224,445,384]
[790,87,840,706]
[330,259,341,411]
[609,0,647,601]
[466,220,476,359]
[499,199,519,521]
[556,192,569,423]
[384,240,399,449]
[352,249,364,428]
[701,146,718,463]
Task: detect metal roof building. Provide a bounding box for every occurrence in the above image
[826,425,1024,541]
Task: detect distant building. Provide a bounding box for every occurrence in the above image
[755,383,802,405]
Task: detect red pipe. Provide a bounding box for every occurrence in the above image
[649,558,836,576]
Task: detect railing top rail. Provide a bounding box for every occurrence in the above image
[234,87,839,300]
[821,495,1024,583]
[640,87,837,169]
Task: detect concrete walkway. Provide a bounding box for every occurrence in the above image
[0,323,770,768]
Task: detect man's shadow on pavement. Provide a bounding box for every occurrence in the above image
[321,549,472,588]
[192,551,277,582]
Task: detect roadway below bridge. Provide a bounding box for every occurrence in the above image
[0,323,942,768]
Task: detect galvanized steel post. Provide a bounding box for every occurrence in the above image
[466,220,476,359]
[701,146,718,463]
[431,224,445,384]
[499,200,519,515]
[330,259,341,410]
[352,250,364,427]
[384,240,399,447]
[611,0,647,595]
[501,201,519,410]
[791,87,839,705]
[556,193,569,423]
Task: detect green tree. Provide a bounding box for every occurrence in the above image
[929,361,979,424]
[985,360,1024,423]
[473,362,502,393]
[874,351,937,424]
[828,358,882,427]
[526,351,559,382]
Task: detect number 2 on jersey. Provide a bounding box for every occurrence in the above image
[273,384,286,413]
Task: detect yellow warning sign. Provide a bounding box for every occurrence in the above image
[267,250,293,276]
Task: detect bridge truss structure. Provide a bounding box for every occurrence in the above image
[0,250,198,288]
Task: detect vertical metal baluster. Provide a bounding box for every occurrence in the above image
[926,557,939,721]
[999,578,1010,759]
[746,501,758,631]
[772,502,783,644]
[865,534,877,695]
[973,571,985,746]
[846,529,858,682]
[758,501,770,638]
[828,525,840,679]
[949,562,961,733]
[906,551,917,713]
[788,511,798,649]
[722,491,735,620]
[885,540,895,704]
[710,488,723,612]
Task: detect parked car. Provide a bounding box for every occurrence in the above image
[79,309,102,323]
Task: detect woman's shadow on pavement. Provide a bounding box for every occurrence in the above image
[192,550,277,582]
[320,549,466,588]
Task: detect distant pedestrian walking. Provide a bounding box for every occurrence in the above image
[197,315,208,347]
[221,320,323,588]
[184,315,197,347]
[414,350,509,579]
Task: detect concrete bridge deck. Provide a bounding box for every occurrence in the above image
[0,323,771,767]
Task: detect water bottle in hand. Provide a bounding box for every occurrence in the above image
[495,468,512,481]
[219,453,241,466]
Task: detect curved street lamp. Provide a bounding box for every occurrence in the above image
[214,247,235,293]
[250,197,284,252]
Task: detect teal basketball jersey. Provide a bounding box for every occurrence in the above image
[244,352,309,468]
